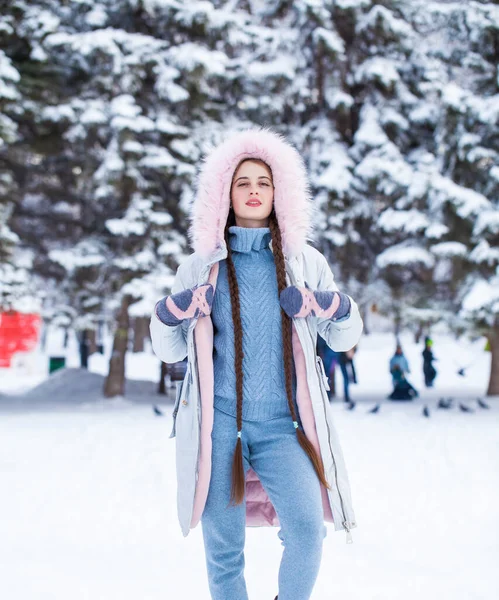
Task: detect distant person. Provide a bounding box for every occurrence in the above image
[78,330,89,369]
[338,347,357,403]
[422,336,437,387]
[317,335,339,400]
[389,344,418,400]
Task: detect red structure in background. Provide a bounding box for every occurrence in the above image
[0,312,41,367]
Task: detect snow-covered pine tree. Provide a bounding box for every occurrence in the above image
[0,47,23,307]
[1,0,498,395]
[303,1,499,392]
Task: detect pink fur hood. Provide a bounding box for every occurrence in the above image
[187,128,317,261]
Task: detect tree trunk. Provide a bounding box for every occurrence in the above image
[394,310,401,339]
[133,316,150,353]
[97,320,105,354]
[79,330,89,369]
[103,297,132,398]
[486,326,499,396]
[414,321,425,345]
[87,329,97,354]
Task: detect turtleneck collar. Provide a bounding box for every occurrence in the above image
[228,226,271,254]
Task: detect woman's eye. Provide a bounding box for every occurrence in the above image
[260,182,270,187]
[238,182,248,187]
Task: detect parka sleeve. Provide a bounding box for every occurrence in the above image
[149,265,190,364]
[315,254,364,352]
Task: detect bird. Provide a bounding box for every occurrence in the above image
[459,403,474,413]
[457,368,466,377]
[346,400,356,410]
[477,398,490,409]
[368,404,380,414]
[437,397,453,409]
[422,405,430,418]
[153,405,164,416]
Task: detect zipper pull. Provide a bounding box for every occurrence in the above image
[343,521,353,544]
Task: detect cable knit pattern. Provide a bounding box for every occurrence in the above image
[212,226,297,421]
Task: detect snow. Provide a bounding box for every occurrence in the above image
[430,241,468,258]
[469,240,499,266]
[358,4,415,42]
[48,247,105,272]
[154,64,190,103]
[316,145,354,196]
[110,96,155,133]
[335,0,370,8]
[313,28,345,55]
[247,56,297,80]
[474,211,499,237]
[139,146,176,170]
[354,105,389,148]
[355,148,413,195]
[430,175,490,219]
[378,208,429,234]
[168,43,228,76]
[0,50,20,82]
[0,50,20,100]
[80,101,108,125]
[41,104,76,123]
[354,58,400,90]
[85,7,108,28]
[377,245,435,269]
[461,278,499,314]
[425,222,449,239]
[0,331,497,599]
[149,212,173,226]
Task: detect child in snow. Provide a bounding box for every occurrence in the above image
[150,129,363,600]
[389,344,418,400]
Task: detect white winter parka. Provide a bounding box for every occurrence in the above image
[149,128,363,541]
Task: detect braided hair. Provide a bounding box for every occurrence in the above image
[224,159,330,505]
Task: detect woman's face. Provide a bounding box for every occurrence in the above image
[230,160,274,228]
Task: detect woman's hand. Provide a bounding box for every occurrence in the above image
[279,284,350,320]
[155,283,214,326]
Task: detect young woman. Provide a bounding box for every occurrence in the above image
[150,128,363,600]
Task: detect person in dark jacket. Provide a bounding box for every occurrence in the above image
[422,336,437,387]
[338,348,357,403]
[316,334,338,400]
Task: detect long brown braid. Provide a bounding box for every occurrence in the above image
[224,161,330,505]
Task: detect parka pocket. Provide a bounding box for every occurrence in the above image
[169,381,183,439]
[316,355,331,392]
[169,365,190,439]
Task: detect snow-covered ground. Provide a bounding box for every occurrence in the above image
[0,331,497,599]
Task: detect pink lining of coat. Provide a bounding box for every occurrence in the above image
[190,263,334,528]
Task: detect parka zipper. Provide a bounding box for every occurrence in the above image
[314,354,353,543]
[286,265,353,542]
[311,332,352,543]
[189,250,353,541]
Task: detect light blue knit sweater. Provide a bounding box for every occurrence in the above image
[212,226,297,421]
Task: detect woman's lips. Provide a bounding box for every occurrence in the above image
[246,200,261,206]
